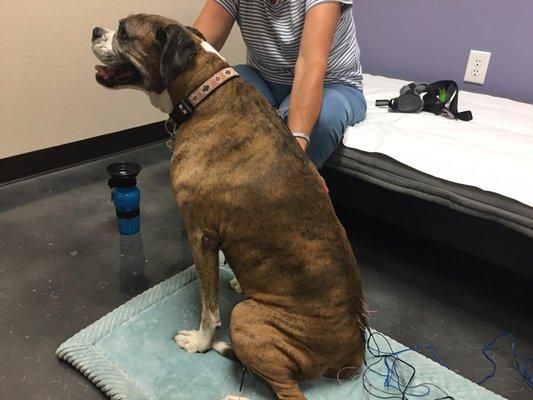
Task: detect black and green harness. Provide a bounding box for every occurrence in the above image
[376,80,473,121]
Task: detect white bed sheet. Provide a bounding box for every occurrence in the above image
[343,74,533,207]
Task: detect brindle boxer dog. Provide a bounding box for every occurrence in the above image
[92,14,367,400]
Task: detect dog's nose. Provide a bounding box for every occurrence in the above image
[92,27,104,41]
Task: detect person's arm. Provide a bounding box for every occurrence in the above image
[288,3,341,151]
[193,0,235,50]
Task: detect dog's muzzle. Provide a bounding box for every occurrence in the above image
[91,27,142,88]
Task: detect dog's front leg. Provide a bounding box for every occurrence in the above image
[175,226,220,353]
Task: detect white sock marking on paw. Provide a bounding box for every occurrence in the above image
[229,277,242,294]
[174,329,211,353]
[212,341,231,354]
[221,396,250,400]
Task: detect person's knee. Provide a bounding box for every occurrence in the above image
[324,85,367,124]
[314,94,351,146]
[323,89,354,128]
[314,115,344,146]
[351,90,367,124]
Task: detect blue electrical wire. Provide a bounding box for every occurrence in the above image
[367,334,448,395]
[412,344,449,369]
[365,331,434,398]
[477,332,533,388]
[522,358,533,386]
[364,329,533,398]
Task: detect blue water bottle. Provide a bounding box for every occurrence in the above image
[107,162,142,235]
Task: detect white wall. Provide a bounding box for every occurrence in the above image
[0,0,245,159]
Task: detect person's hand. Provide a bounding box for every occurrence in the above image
[295,137,308,152]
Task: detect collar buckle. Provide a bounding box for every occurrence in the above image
[169,98,194,125]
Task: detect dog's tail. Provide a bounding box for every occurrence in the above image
[212,341,241,363]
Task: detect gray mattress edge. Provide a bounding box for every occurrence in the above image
[325,146,533,238]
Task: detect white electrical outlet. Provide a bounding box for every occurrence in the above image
[464,50,491,85]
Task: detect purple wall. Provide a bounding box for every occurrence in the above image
[354,0,533,104]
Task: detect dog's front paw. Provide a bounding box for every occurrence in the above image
[222,396,251,400]
[174,330,212,353]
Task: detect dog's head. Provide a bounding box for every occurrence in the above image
[91,14,209,93]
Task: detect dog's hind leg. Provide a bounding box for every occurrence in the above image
[175,224,220,353]
[230,300,307,400]
[263,380,305,400]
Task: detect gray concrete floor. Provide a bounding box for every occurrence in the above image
[0,143,531,400]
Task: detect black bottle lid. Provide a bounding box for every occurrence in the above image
[106,162,141,188]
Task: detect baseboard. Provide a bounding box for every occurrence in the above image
[0,121,167,185]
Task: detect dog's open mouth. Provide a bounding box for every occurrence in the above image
[95,63,141,88]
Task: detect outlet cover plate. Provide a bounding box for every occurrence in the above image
[464,50,491,85]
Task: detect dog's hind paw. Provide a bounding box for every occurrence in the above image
[229,277,242,294]
[174,330,211,353]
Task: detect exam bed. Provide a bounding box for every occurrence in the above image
[324,75,533,277]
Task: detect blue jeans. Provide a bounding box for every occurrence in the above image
[234,64,367,168]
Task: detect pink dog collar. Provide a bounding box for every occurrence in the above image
[168,67,239,128]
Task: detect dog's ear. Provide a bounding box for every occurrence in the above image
[157,24,197,85]
[186,26,206,41]
[155,24,167,47]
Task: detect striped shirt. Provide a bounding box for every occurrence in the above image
[216,0,363,90]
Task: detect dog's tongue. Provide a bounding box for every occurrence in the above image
[95,64,135,84]
[95,65,115,80]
